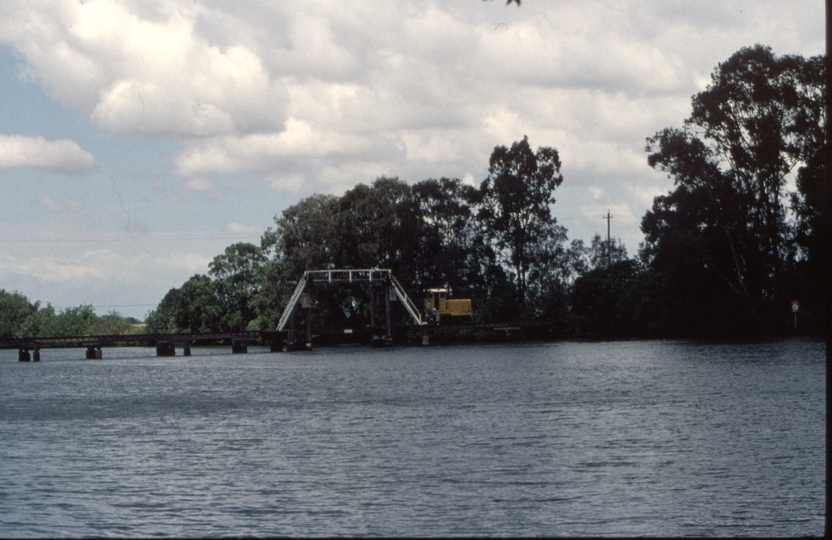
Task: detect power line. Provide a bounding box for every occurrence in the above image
[556,209,628,221]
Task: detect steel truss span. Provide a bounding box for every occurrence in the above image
[276,268,424,332]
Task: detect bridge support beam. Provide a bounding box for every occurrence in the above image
[86,346,102,359]
[18,349,30,362]
[275,269,425,350]
[156,342,176,357]
[385,284,392,339]
[285,337,312,351]
[286,287,313,351]
[370,285,376,328]
[370,282,394,347]
[33,348,40,362]
[232,340,248,354]
[285,327,312,351]
[306,308,312,348]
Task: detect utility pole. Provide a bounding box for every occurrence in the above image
[603,210,613,267]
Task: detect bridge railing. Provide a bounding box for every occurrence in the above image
[276,272,310,331]
[388,273,423,325]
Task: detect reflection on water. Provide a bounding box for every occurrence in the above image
[0,338,824,537]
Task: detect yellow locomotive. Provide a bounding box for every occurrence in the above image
[424,288,473,324]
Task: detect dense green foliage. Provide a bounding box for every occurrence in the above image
[2,45,824,339]
[478,136,565,308]
[0,289,134,339]
[253,142,618,329]
[641,45,824,335]
[144,243,269,333]
[571,260,668,338]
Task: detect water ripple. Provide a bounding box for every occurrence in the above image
[0,338,824,537]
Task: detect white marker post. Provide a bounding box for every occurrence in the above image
[791,300,800,330]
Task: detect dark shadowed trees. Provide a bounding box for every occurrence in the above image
[0,290,36,340]
[259,193,341,328]
[411,177,481,297]
[642,45,824,333]
[261,193,340,280]
[478,135,565,308]
[567,233,629,274]
[133,48,825,338]
[145,275,221,333]
[260,177,426,327]
[334,177,423,287]
[209,242,268,331]
[572,260,669,338]
[255,140,573,326]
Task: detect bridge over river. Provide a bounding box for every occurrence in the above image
[0,331,283,361]
[3,268,570,361]
[1,318,569,362]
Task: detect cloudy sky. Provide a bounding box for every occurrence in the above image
[0,0,824,319]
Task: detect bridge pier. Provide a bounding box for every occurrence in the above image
[85,346,102,359]
[285,291,313,351]
[371,336,393,347]
[183,344,191,356]
[285,341,312,352]
[231,340,248,354]
[33,348,40,362]
[285,329,311,351]
[18,349,30,362]
[156,342,176,357]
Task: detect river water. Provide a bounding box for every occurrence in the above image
[0,338,825,537]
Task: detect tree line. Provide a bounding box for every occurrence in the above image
[1,44,825,339]
[0,291,139,340]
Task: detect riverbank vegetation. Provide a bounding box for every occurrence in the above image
[2,45,825,339]
[0,291,141,339]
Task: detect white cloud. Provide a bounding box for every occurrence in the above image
[0,0,823,307]
[628,180,668,211]
[0,246,211,285]
[1,0,821,191]
[0,135,96,172]
[164,191,183,204]
[182,177,226,201]
[36,195,83,213]
[184,178,214,191]
[269,173,307,195]
[0,244,215,318]
[1,0,287,137]
[226,222,261,236]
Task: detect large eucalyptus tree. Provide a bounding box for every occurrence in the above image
[643,45,824,330]
[478,136,566,307]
